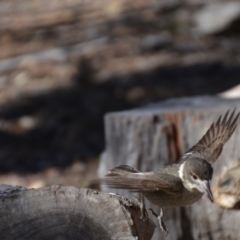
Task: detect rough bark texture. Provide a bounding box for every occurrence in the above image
[0,185,155,240]
[99,96,240,240]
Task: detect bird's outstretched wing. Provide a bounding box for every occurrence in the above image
[185,109,239,164]
[98,165,183,194]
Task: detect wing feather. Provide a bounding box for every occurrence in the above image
[186,109,239,164]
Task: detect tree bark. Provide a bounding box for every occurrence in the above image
[0,185,155,240]
[99,96,240,240]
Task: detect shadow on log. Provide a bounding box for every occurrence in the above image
[0,185,155,240]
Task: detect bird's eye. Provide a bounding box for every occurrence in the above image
[192,174,197,180]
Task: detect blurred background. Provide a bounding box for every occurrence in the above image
[0,0,240,189]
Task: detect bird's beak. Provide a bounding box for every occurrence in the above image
[201,180,214,202]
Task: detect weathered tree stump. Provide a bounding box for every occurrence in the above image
[0,185,155,240]
[99,96,240,240]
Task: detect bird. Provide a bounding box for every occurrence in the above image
[98,109,239,234]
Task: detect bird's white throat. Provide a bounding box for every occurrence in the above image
[178,161,199,192]
[178,161,185,180]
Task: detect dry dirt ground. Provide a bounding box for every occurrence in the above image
[0,0,240,188]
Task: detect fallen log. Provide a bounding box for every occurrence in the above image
[0,185,155,240]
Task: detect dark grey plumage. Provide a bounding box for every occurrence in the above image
[99,110,239,207]
[186,109,239,164]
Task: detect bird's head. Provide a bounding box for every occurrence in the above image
[179,158,214,202]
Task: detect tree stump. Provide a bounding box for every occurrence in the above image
[99,96,240,240]
[0,185,155,240]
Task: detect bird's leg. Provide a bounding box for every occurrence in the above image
[149,208,168,236]
[134,194,148,220]
[159,208,168,235]
[139,193,148,220]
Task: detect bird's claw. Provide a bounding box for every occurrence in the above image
[149,208,169,236]
[140,206,148,221]
[134,194,148,220]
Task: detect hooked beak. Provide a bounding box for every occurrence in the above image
[201,180,214,202]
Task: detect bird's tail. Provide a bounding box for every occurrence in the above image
[102,165,143,190]
[106,165,141,176]
[96,165,156,191]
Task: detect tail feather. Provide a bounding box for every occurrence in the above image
[101,176,144,191]
[106,165,141,176]
[97,165,169,192]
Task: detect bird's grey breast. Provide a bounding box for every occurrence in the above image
[143,187,203,207]
[145,164,203,206]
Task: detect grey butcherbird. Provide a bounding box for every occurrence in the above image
[99,109,239,234]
